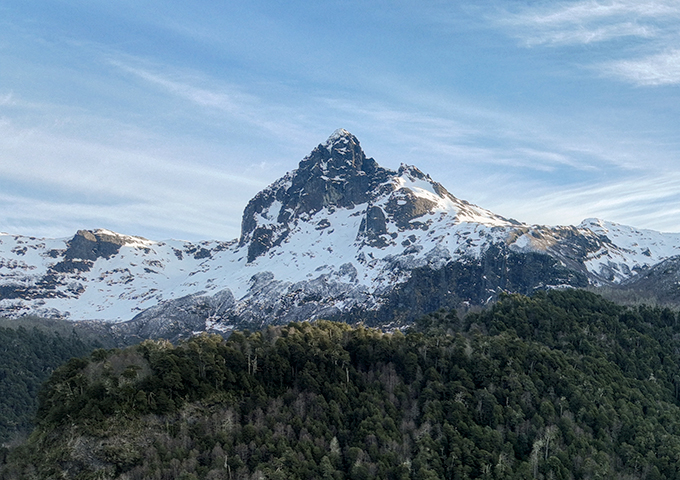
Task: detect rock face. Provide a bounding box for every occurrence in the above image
[611,255,680,307]
[239,130,394,262]
[1,129,680,338]
[51,230,139,273]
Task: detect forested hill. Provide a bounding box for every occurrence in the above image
[4,290,680,479]
[0,317,122,445]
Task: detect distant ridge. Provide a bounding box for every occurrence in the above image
[1,130,680,338]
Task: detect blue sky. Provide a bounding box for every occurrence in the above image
[1,0,680,241]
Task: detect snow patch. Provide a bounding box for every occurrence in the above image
[325,128,352,151]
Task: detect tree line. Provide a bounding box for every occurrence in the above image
[3,289,680,479]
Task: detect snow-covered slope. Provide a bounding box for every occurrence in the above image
[2,129,680,334]
[510,219,680,283]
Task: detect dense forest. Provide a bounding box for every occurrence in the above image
[3,290,680,479]
[0,317,121,445]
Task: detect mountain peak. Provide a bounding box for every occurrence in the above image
[61,229,153,265]
[299,129,371,176]
[238,130,522,262]
[6,132,680,328]
[239,131,393,260]
[324,128,354,149]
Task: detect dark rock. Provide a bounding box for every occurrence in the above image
[51,259,94,273]
[0,285,27,300]
[385,190,436,230]
[114,289,236,342]
[357,206,390,247]
[63,230,126,261]
[239,130,393,261]
[316,219,331,230]
[185,246,211,260]
[365,206,387,235]
[610,255,680,306]
[338,244,589,327]
[2,129,678,335]
[247,227,275,263]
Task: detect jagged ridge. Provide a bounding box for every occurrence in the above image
[1,130,680,337]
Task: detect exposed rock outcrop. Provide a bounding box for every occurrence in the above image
[1,130,680,338]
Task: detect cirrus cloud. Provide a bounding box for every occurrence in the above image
[602,49,680,84]
[498,0,680,85]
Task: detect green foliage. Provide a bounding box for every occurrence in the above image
[4,291,680,479]
[0,321,107,444]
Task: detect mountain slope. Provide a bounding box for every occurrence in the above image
[4,290,680,479]
[1,130,680,336]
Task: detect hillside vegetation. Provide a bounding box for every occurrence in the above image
[3,290,680,479]
[0,317,123,445]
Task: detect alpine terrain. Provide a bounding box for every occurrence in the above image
[1,129,680,338]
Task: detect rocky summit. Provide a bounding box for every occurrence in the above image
[2,129,680,339]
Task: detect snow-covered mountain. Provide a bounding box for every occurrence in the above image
[2,129,680,337]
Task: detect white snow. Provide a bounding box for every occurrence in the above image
[575,219,680,282]
[2,164,680,323]
[326,128,351,144]
[257,200,282,226]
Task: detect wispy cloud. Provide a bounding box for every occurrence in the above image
[0,116,267,240]
[110,59,311,145]
[112,61,615,177]
[501,0,680,46]
[0,92,15,106]
[0,191,245,241]
[520,20,655,46]
[323,87,680,230]
[503,169,680,231]
[498,0,680,85]
[321,92,656,182]
[113,61,244,112]
[602,48,680,84]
